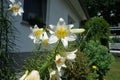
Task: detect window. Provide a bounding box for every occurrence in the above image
[23,0,47,28]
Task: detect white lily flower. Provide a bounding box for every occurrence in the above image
[29,25,53,45]
[29,25,43,43]
[49,70,62,80]
[70,28,85,34]
[65,49,78,61]
[25,70,40,80]
[9,0,24,16]
[55,54,66,72]
[49,18,77,48]
[42,31,49,45]
[19,70,29,80]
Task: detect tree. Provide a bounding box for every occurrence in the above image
[83,0,120,26]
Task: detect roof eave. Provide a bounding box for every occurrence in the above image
[64,0,89,21]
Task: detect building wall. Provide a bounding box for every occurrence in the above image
[46,0,80,28]
[12,0,34,53]
[12,16,34,53]
[13,0,82,53]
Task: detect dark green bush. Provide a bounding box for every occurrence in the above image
[84,17,110,47]
[83,40,114,80]
[62,51,91,80]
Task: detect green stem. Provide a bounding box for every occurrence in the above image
[40,40,61,77]
[78,28,92,51]
[54,40,61,53]
[35,43,41,54]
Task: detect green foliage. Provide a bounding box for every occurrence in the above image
[0,0,17,79]
[84,0,119,10]
[23,41,98,80]
[0,19,17,79]
[83,40,114,80]
[23,52,53,80]
[23,41,65,79]
[62,51,96,80]
[85,17,110,47]
[0,63,16,80]
[23,51,92,80]
[83,0,120,25]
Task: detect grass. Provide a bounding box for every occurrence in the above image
[105,56,120,80]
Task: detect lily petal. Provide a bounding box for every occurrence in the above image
[55,54,66,72]
[34,25,39,29]
[43,32,48,40]
[49,25,55,30]
[62,64,67,68]
[13,12,17,16]
[57,66,61,72]
[33,38,41,44]
[69,24,74,29]
[49,35,59,44]
[66,49,78,61]
[50,70,56,78]
[57,18,66,26]
[49,29,54,34]
[70,28,85,33]
[25,70,40,80]
[61,39,68,48]
[66,53,76,61]
[66,34,76,41]
[66,49,78,54]
[18,8,24,16]
[19,7,24,13]
[49,70,62,80]
[19,70,29,80]
[9,0,15,3]
[9,4,13,8]
[29,33,35,39]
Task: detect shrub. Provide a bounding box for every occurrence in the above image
[83,40,114,80]
[84,17,110,47]
[62,51,91,80]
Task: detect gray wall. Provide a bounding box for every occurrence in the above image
[46,0,80,27]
